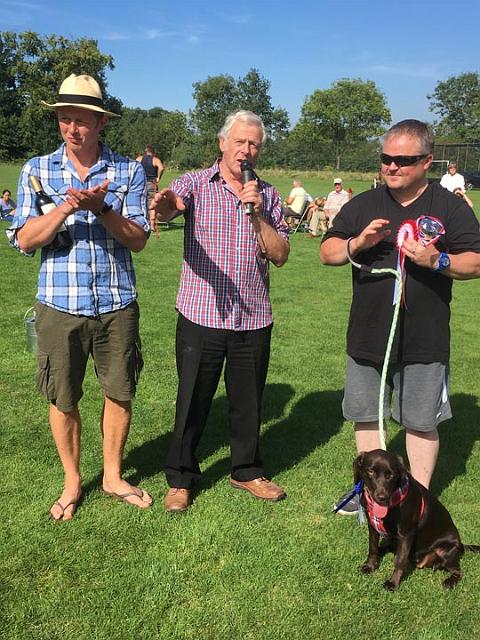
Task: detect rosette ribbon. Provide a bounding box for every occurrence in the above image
[394,216,445,305]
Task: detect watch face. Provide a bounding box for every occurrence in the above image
[439,253,450,270]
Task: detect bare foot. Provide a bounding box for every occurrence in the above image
[103,479,153,509]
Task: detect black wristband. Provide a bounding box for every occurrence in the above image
[95,203,113,217]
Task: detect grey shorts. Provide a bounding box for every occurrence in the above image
[35,301,143,412]
[342,356,452,432]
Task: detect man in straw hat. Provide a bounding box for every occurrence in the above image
[7,74,152,520]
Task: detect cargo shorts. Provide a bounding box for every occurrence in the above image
[35,301,144,413]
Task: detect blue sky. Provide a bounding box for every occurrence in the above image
[2,0,479,127]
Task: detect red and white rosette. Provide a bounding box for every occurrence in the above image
[394,216,445,305]
[396,219,417,275]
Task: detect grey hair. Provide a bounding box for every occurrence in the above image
[383,119,434,155]
[218,110,267,144]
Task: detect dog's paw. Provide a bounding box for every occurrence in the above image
[442,574,461,590]
[360,562,377,574]
[382,579,398,591]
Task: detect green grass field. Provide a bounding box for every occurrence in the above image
[1,163,480,639]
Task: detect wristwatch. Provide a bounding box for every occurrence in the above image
[95,203,113,217]
[433,252,451,273]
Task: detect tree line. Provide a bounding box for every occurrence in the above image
[1,31,479,171]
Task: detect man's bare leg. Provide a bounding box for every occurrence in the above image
[101,396,152,508]
[405,428,439,489]
[49,403,82,520]
[354,421,386,452]
[356,421,439,488]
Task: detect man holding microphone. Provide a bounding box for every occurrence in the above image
[150,110,290,513]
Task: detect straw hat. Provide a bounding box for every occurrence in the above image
[41,74,120,118]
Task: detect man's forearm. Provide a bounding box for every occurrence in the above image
[438,251,480,280]
[98,210,148,252]
[251,215,289,266]
[319,236,349,265]
[17,203,74,253]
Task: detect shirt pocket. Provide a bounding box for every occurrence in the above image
[42,183,69,208]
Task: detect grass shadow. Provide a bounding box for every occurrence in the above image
[80,383,296,495]
[80,431,173,498]
[260,389,344,476]
[202,388,344,487]
[80,385,343,495]
[388,392,480,495]
[432,392,480,495]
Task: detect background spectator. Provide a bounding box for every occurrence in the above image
[324,178,349,228]
[0,189,16,220]
[283,179,309,228]
[440,162,465,192]
[307,196,327,238]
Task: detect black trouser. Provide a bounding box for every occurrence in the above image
[165,314,272,488]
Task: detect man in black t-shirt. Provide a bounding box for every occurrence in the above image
[136,145,164,237]
[320,119,480,514]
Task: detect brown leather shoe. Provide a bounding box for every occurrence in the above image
[164,488,192,513]
[230,477,286,501]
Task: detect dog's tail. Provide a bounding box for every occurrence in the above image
[463,544,480,553]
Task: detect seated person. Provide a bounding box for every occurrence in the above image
[440,162,465,192]
[0,189,16,221]
[283,179,309,227]
[307,197,327,237]
[324,178,349,228]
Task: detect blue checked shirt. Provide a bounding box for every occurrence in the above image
[7,143,149,316]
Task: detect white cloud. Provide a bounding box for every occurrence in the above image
[1,0,42,8]
[367,63,439,80]
[102,28,179,42]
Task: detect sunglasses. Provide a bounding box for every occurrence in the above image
[380,153,428,167]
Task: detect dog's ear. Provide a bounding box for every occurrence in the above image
[353,452,366,483]
[395,453,408,477]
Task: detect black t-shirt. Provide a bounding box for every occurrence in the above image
[324,183,480,364]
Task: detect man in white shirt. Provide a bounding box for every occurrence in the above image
[324,178,350,228]
[283,179,309,227]
[440,162,465,192]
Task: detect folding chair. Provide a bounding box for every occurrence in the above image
[291,198,311,235]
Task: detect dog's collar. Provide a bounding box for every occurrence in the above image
[364,475,410,536]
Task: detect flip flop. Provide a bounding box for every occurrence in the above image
[50,495,82,521]
[103,487,153,508]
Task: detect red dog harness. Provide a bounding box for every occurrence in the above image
[364,475,426,537]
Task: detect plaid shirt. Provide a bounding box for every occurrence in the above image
[173,161,288,330]
[7,143,148,316]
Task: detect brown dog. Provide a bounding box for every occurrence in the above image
[353,449,480,590]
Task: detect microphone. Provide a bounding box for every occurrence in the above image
[240,159,256,215]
